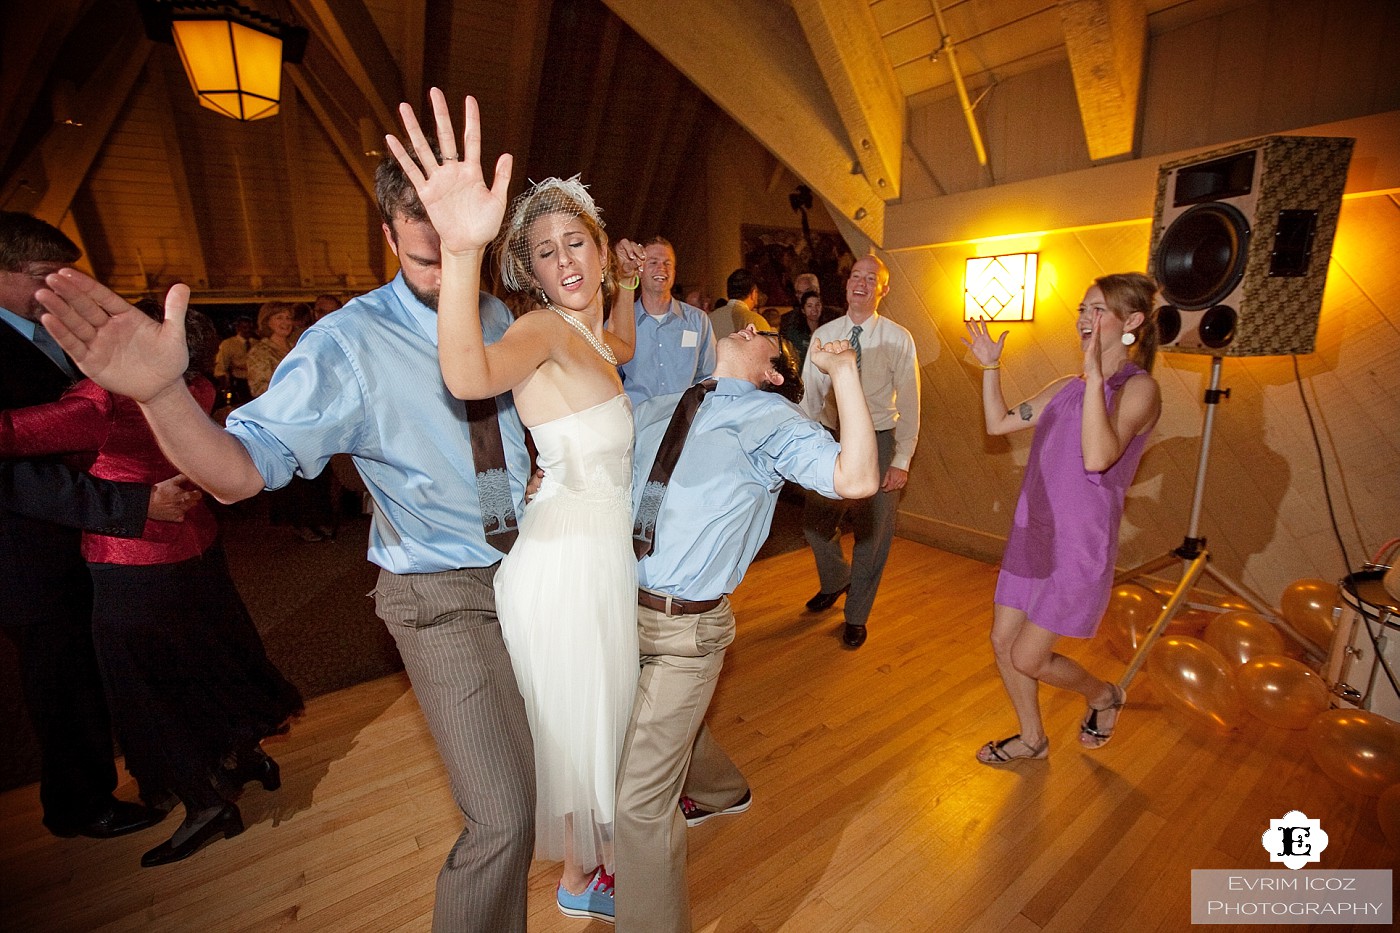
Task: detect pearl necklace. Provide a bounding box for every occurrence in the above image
[546,301,617,365]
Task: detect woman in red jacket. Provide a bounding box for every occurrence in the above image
[0,302,302,867]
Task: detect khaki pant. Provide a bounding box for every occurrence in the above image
[615,598,748,932]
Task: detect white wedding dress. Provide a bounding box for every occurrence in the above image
[494,392,638,871]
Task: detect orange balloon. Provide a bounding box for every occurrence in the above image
[1305,709,1400,796]
[1205,611,1286,667]
[1237,655,1330,729]
[1280,578,1338,649]
[1146,635,1241,731]
[1102,584,1166,661]
[1379,784,1400,849]
[1217,596,1253,611]
[1167,606,1215,638]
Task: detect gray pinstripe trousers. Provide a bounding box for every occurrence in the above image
[374,565,535,933]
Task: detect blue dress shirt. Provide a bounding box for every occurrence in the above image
[227,275,529,574]
[619,298,716,405]
[632,378,840,600]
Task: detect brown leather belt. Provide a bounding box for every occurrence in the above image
[636,589,723,616]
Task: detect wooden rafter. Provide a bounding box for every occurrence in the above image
[501,0,551,176]
[147,58,211,291]
[579,16,624,187]
[1059,0,1147,161]
[286,56,378,203]
[0,18,151,222]
[289,0,402,133]
[791,0,904,200]
[626,69,688,235]
[600,0,885,244]
[0,0,88,174]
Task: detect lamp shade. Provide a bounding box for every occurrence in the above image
[171,13,284,121]
[965,253,1038,322]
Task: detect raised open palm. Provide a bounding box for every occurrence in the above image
[38,271,190,404]
[384,88,513,254]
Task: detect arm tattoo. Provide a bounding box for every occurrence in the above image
[1018,402,1033,421]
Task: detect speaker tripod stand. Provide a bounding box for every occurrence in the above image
[1112,355,1321,692]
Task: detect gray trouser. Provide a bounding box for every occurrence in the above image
[615,599,747,933]
[374,566,535,933]
[802,428,899,626]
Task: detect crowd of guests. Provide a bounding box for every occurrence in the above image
[3,88,1162,933]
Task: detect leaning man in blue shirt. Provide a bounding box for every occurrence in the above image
[616,325,877,932]
[34,157,535,933]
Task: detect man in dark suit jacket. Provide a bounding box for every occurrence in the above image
[0,211,192,837]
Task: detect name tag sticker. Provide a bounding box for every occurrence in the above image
[681,330,698,348]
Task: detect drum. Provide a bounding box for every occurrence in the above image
[1324,569,1400,721]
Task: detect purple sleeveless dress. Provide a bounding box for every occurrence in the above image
[994,363,1151,638]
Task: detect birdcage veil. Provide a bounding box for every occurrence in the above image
[494,175,608,297]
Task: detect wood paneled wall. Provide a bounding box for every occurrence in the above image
[882,185,1400,606]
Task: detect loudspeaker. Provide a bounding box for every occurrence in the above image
[1150,135,1353,357]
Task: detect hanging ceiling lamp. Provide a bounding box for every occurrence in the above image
[139,0,308,122]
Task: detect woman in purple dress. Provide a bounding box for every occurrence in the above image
[963,273,1162,763]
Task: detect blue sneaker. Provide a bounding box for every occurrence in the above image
[556,868,615,923]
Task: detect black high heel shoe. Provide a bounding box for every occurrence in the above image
[140,803,244,867]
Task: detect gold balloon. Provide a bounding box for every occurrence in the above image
[1146,635,1242,731]
[1237,655,1330,729]
[1305,709,1400,796]
[1378,784,1400,849]
[1205,611,1286,667]
[1167,606,1216,638]
[1280,578,1338,649]
[1102,583,1166,661]
[1217,596,1253,611]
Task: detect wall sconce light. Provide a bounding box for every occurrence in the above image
[139,1,307,122]
[964,252,1037,322]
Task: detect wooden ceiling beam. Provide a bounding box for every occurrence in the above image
[791,0,904,201]
[0,17,151,222]
[502,0,552,175]
[0,0,89,174]
[286,65,378,204]
[600,0,884,245]
[579,16,623,187]
[147,59,210,291]
[1059,0,1147,161]
[290,0,402,131]
[280,84,315,289]
[626,69,691,236]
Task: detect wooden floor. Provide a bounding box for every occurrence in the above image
[2,538,1394,932]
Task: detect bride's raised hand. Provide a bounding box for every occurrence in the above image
[961,317,1007,368]
[384,88,513,256]
[613,238,646,281]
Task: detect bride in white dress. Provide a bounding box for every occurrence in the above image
[387,90,641,908]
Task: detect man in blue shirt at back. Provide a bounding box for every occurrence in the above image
[615,325,877,932]
[619,236,715,405]
[34,157,534,933]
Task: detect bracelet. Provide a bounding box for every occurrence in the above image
[978,362,1000,370]
[618,274,640,291]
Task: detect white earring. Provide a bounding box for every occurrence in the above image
[1121,332,1137,347]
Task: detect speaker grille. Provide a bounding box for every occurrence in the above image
[1156,203,1251,311]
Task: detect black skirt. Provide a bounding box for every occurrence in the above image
[89,543,303,807]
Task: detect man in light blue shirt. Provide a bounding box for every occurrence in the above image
[619,237,716,405]
[35,160,535,933]
[615,326,877,933]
